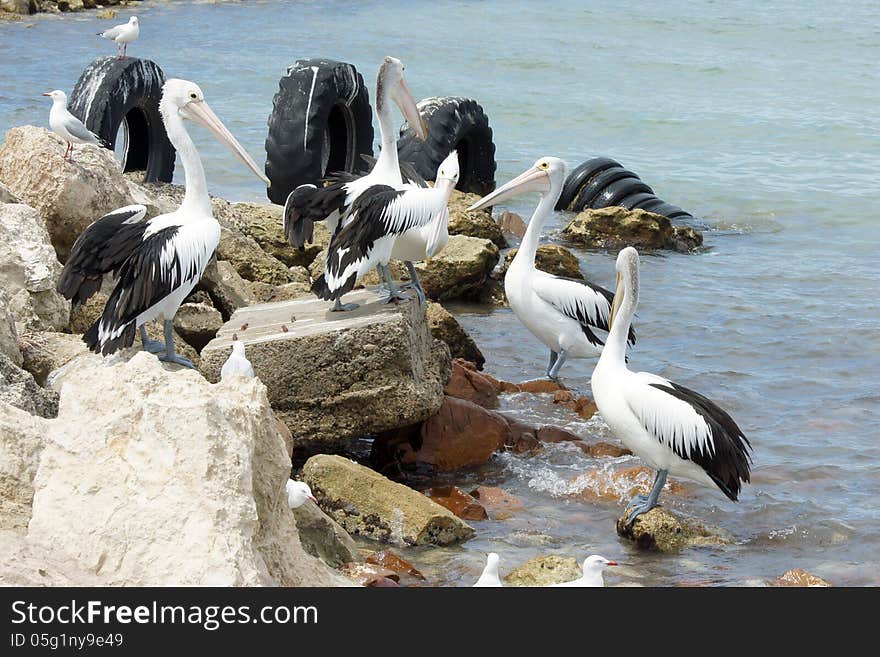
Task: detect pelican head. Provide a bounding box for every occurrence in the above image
[42,90,67,103]
[609,246,640,330]
[425,150,459,258]
[467,156,568,211]
[160,78,270,186]
[286,480,317,509]
[379,56,427,140]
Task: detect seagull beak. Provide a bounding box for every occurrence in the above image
[608,272,623,330]
[308,495,318,504]
[606,561,619,566]
[467,166,551,212]
[42,92,52,97]
[393,77,427,141]
[183,100,271,186]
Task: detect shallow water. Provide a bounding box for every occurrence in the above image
[2,0,879,586]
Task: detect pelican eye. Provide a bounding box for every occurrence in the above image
[189,92,198,100]
[539,162,549,170]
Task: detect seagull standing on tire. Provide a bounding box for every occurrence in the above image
[57,79,269,369]
[43,90,103,162]
[98,16,139,59]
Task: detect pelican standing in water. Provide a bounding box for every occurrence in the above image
[591,247,752,524]
[98,16,139,59]
[284,56,427,310]
[468,157,634,380]
[43,90,103,161]
[57,79,269,368]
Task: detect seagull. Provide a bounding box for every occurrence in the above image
[220,336,255,380]
[468,157,634,380]
[43,90,103,161]
[57,79,269,368]
[311,150,459,305]
[548,555,618,587]
[286,480,318,509]
[98,16,139,59]
[591,247,752,525]
[283,56,427,311]
[472,552,503,587]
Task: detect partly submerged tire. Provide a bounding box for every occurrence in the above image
[556,157,621,211]
[265,59,374,205]
[591,177,654,209]
[397,96,496,196]
[616,191,656,210]
[570,166,643,212]
[68,56,174,183]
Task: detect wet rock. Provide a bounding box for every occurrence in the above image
[770,568,831,587]
[671,225,703,253]
[513,378,567,394]
[18,331,88,385]
[447,189,506,247]
[366,550,426,581]
[469,486,523,520]
[173,302,223,352]
[0,401,47,530]
[199,289,449,445]
[444,358,498,408]
[27,351,342,585]
[576,465,688,504]
[414,235,499,301]
[0,203,70,331]
[563,206,703,252]
[0,354,58,418]
[616,507,730,552]
[0,126,132,261]
[553,391,598,419]
[498,210,527,239]
[0,291,21,366]
[290,500,359,568]
[503,244,584,281]
[302,454,474,546]
[426,302,484,368]
[0,1,32,16]
[577,441,632,458]
[340,562,400,587]
[424,486,488,521]
[95,8,117,19]
[536,425,581,443]
[505,419,541,454]
[504,555,581,587]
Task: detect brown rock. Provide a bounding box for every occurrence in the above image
[577,441,632,458]
[425,301,484,368]
[424,486,488,521]
[504,555,581,587]
[447,189,506,247]
[368,576,401,587]
[366,551,425,581]
[505,419,541,454]
[536,425,581,443]
[469,486,523,520]
[616,507,730,552]
[770,569,832,588]
[444,358,498,408]
[498,210,527,238]
[414,235,499,301]
[516,379,567,394]
[563,206,703,252]
[503,243,584,281]
[576,465,688,503]
[340,562,400,587]
[217,226,294,286]
[554,394,598,419]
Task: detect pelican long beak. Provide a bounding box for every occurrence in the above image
[467,166,551,212]
[426,177,455,258]
[183,100,271,186]
[608,272,623,330]
[393,78,427,141]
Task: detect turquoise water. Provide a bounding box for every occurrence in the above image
[2,1,878,586]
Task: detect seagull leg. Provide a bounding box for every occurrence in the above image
[547,348,568,380]
[625,469,667,525]
[380,264,407,304]
[139,325,166,354]
[158,319,195,369]
[403,261,426,305]
[123,43,127,58]
[547,350,559,378]
[331,298,359,312]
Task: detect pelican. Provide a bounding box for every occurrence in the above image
[548,555,617,587]
[220,336,255,380]
[468,157,634,380]
[43,90,103,161]
[98,16,139,59]
[311,151,458,305]
[286,480,318,509]
[472,552,503,587]
[283,56,427,311]
[57,78,269,368]
[591,247,752,524]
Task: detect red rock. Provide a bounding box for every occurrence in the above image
[572,397,598,418]
[516,379,567,394]
[771,569,831,587]
[552,389,576,404]
[444,359,500,408]
[576,441,633,458]
[369,577,401,587]
[469,485,524,520]
[366,551,426,580]
[424,486,488,521]
[340,562,400,586]
[506,419,541,454]
[536,425,581,443]
[499,210,527,238]
[575,466,689,503]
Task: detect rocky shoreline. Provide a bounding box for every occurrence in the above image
[1,0,140,18]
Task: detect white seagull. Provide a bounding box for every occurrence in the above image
[472,552,503,587]
[311,151,459,305]
[591,247,752,525]
[548,555,618,587]
[286,480,318,509]
[57,78,269,368]
[43,90,103,161]
[220,336,255,380]
[283,56,427,311]
[469,157,635,380]
[98,16,139,59]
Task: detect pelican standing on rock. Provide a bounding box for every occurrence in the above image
[98,16,139,59]
[283,56,427,311]
[548,555,617,587]
[469,157,635,380]
[472,552,503,587]
[591,247,752,524]
[311,150,459,305]
[57,78,269,368]
[43,90,103,161]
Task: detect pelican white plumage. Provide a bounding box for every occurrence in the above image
[286,480,318,509]
[220,337,255,380]
[43,90,103,161]
[591,247,752,524]
[312,151,459,305]
[472,552,503,587]
[283,56,427,311]
[57,78,269,368]
[548,555,617,587]
[98,16,139,59]
[468,157,634,380]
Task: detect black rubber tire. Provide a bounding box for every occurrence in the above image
[570,167,641,212]
[68,56,174,183]
[643,201,687,218]
[591,177,654,209]
[397,96,496,196]
[556,157,621,211]
[616,191,657,210]
[633,196,666,213]
[265,59,374,205]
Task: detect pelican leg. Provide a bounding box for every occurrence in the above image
[331,298,360,312]
[139,325,166,354]
[379,264,407,304]
[375,265,389,294]
[625,469,667,525]
[547,351,559,378]
[158,319,195,369]
[547,349,568,380]
[402,261,426,305]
